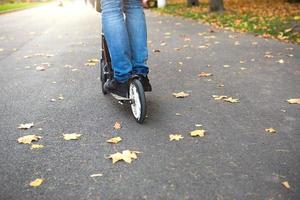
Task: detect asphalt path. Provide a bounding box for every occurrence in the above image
[0,2,299,200]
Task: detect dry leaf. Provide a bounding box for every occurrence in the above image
[282,181,290,189]
[169,134,184,141]
[287,98,300,104]
[276,59,285,64]
[212,95,228,100]
[36,66,46,71]
[190,129,206,137]
[173,92,190,98]
[108,150,141,164]
[265,128,276,134]
[18,135,42,144]
[18,122,34,130]
[63,133,82,140]
[113,122,121,130]
[90,173,103,177]
[224,97,240,103]
[30,144,44,149]
[198,72,213,77]
[29,178,43,187]
[107,136,122,144]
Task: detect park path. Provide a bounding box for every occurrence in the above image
[0,2,299,200]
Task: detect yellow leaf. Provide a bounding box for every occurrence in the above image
[18,135,42,144]
[63,133,82,140]
[173,92,190,98]
[29,178,43,187]
[284,28,292,33]
[190,129,206,137]
[113,122,121,130]
[90,173,103,177]
[265,128,276,134]
[36,66,46,71]
[108,150,141,164]
[287,98,300,104]
[212,95,227,100]
[282,181,290,189]
[107,136,122,144]
[30,144,44,149]
[294,16,300,20]
[169,134,184,141]
[224,97,240,103]
[276,59,285,64]
[18,122,34,130]
[198,72,213,77]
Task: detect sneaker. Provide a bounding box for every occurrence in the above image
[104,79,129,97]
[138,75,152,92]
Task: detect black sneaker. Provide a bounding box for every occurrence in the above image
[138,75,152,92]
[104,79,129,97]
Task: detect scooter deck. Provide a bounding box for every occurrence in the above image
[111,93,131,101]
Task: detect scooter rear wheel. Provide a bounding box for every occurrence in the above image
[129,79,146,124]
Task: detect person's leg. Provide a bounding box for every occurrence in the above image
[123,0,149,76]
[101,0,133,82]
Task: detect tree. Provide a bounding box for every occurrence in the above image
[209,0,224,12]
[187,0,199,7]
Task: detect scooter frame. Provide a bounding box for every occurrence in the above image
[100,33,147,124]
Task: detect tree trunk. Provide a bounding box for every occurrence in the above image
[209,0,224,12]
[187,0,199,7]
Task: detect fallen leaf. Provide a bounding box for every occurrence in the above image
[212,95,228,100]
[153,49,160,52]
[265,128,276,134]
[108,150,141,164]
[113,122,121,130]
[36,66,46,71]
[190,129,206,137]
[175,113,182,116]
[18,135,42,144]
[58,95,64,100]
[169,134,184,141]
[85,59,99,66]
[29,178,43,187]
[18,122,34,129]
[30,144,44,149]
[224,97,240,103]
[90,173,103,177]
[223,65,230,68]
[173,92,190,98]
[282,181,290,189]
[287,98,300,104]
[198,72,213,77]
[276,59,285,64]
[234,41,240,46]
[63,133,82,140]
[107,136,122,144]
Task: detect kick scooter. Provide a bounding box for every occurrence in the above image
[100,34,148,124]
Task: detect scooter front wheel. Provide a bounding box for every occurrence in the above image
[129,79,146,124]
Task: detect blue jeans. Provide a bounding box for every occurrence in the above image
[101,0,149,82]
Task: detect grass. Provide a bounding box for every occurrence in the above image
[0,2,49,13]
[152,3,300,44]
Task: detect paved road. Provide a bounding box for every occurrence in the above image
[0,2,299,200]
